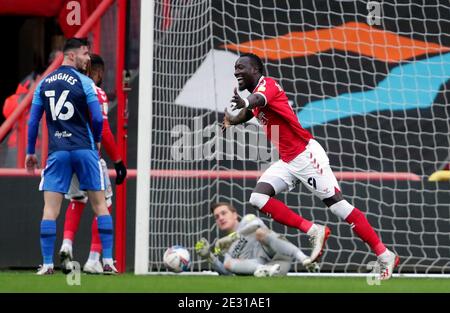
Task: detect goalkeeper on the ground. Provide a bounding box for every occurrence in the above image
[195,202,319,277]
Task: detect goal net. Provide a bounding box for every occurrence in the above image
[136,0,450,275]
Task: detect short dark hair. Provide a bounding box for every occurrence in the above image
[90,54,104,70]
[210,202,237,214]
[240,53,264,74]
[63,37,90,54]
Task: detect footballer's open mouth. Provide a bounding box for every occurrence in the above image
[236,76,245,88]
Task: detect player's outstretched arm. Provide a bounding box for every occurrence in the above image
[230,87,265,111]
[237,214,265,236]
[214,232,240,252]
[194,238,232,275]
[222,107,254,130]
[195,238,213,259]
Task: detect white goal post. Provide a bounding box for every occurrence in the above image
[135,0,450,275]
[135,0,153,275]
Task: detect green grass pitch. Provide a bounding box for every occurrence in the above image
[1,271,449,293]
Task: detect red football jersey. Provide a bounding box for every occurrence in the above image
[94,86,121,162]
[252,76,313,162]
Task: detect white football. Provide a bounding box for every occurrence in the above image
[163,245,191,272]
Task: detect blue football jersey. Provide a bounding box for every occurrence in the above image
[27,65,103,154]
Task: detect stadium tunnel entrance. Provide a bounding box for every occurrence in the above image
[0,16,65,125]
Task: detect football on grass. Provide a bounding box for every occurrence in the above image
[163,245,191,272]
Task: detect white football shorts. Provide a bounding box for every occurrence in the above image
[258,139,340,200]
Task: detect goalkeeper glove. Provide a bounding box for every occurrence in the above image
[195,238,212,259]
[305,261,320,273]
[214,231,240,253]
[114,160,127,185]
[213,246,222,256]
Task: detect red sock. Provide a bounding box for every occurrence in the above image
[260,198,313,233]
[90,205,113,253]
[63,201,85,241]
[345,208,386,256]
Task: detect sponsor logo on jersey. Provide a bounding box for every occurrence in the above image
[230,237,249,258]
[54,130,73,138]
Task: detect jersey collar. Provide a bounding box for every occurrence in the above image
[252,75,265,93]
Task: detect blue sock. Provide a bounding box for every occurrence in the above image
[97,215,113,259]
[40,220,56,265]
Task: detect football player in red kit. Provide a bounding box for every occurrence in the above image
[223,53,399,280]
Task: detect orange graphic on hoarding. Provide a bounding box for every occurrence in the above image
[223,22,450,62]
